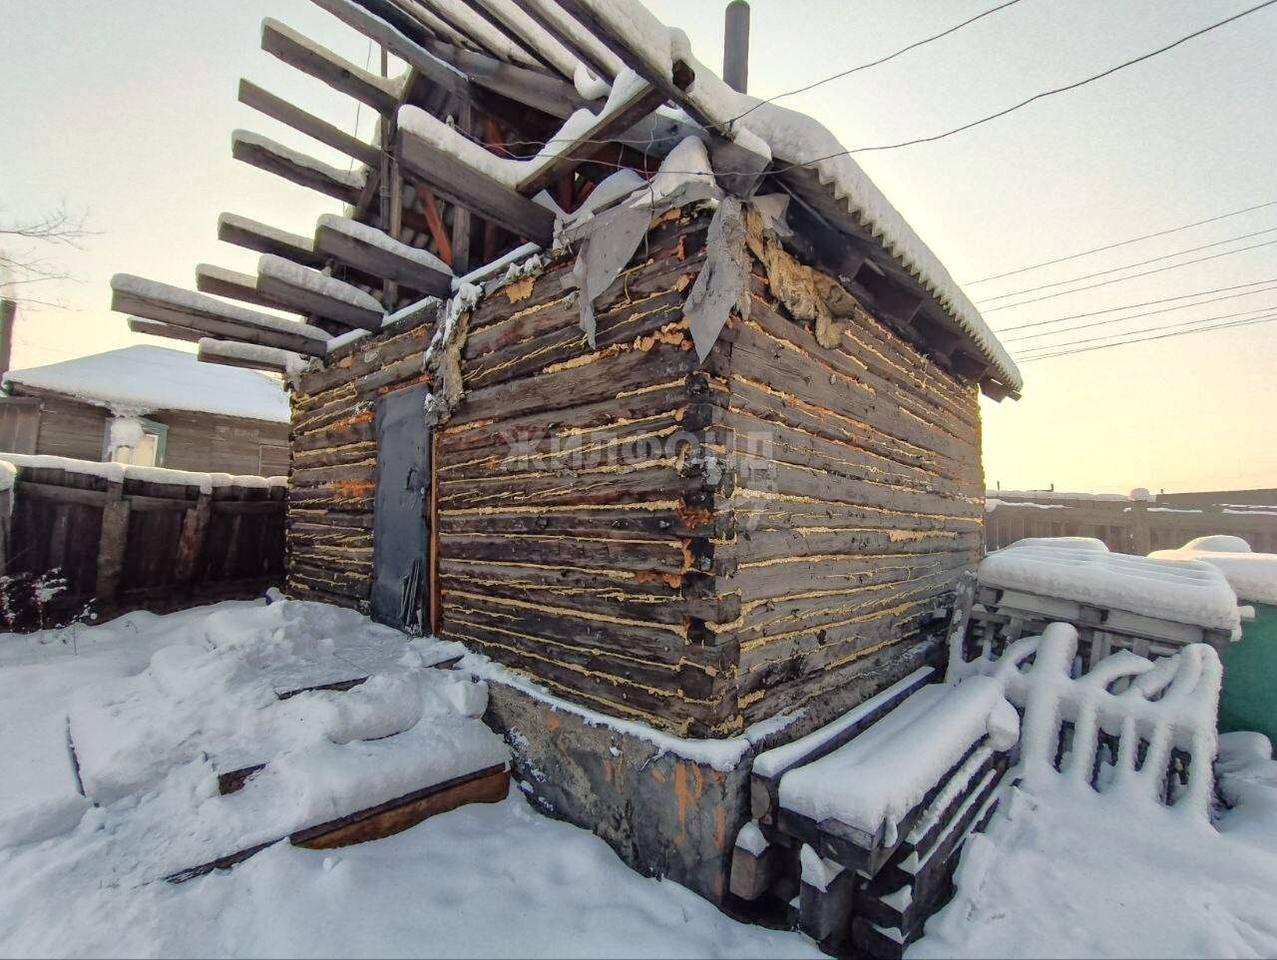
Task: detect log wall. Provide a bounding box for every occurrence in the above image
[287,309,436,608]
[710,259,985,726]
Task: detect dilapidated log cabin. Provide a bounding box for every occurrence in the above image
[111,0,1022,903]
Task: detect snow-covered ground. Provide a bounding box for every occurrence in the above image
[0,600,817,959]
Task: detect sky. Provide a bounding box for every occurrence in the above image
[2,0,1275,494]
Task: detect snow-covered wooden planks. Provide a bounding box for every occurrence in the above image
[261,18,402,114]
[315,216,455,297]
[218,213,327,269]
[111,275,331,358]
[238,79,383,168]
[232,130,368,205]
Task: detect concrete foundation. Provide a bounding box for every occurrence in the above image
[478,635,943,905]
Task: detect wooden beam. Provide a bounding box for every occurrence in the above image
[411,0,513,63]
[508,0,617,81]
[406,181,453,265]
[111,275,330,358]
[422,38,594,119]
[306,0,471,99]
[196,263,297,313]
[218,213,326,268]
[261,18,400,114]
[127,317,207,345]
[449,102,475,273]
[238,79,383,168]
[198,339,304,377]
[315,219,454,296]
[256,258,385,331]
[233,131,366,205]
[397,125,556,245]
[949,350,991,382]
[980,378,1017,403]
[450,0,563,76]
[514,79,666,196]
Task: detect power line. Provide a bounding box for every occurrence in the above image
[990,277,1277,333]
[982,237,1277,312]
[1004,303,1277,344]
[964,199,1277,285]
[729,0,1026,125]
[1013,307,1277,356]
[1018,312,1277,362]
[975,226,1277,304]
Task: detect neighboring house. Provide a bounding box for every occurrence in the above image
[104,0,1024,912]
[0,344,289,475]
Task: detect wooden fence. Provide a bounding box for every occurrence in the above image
[985,496,1277,555]
[1,458,286,631]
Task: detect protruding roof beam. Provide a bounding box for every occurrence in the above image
[218,214,327,269]
[256,255,386,331]
[396,124,557,245]
[111,275,331,358]
[232,131,367,205]
[127,317,208,345]
[198,339,306,377]
[422,38,593,119]
[315,217,456,296]
[409,0,514,62]
[451,0,563,76]
[261,18,401,114]
[306,0,472,99]
[514,79,666,196]
[239,79,383,168]
[508,0,619,81]
[196,264,297,313]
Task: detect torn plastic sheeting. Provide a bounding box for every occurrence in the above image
[685,196,750,362]
[570,202,654,347]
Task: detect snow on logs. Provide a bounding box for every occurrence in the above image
[256,255,386,331]
[111,275,331,357]
[314,215,455,297]
[231,130,368,206]
[238,79,382,169]
[198,338,309,377]
[218,213,326,269]
[196,263,298,314]
[261,18,402,114]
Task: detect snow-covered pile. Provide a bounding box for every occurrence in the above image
[0,600,818,959]
[1150,535,1277,605]
[981,537,1241,633]
[0,453,287,495]
[2,344,290,423]
[778,676,1019,842]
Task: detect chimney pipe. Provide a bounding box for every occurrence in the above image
[724,1,751,94]
[0,299,14,384]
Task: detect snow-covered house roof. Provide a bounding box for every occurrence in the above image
[2,345,289,424]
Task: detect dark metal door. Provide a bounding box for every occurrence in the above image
[371,385,431,632]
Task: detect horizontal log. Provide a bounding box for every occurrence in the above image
[196,263,296,313]
[127,317,206,345]
[218,213,327,269]
[198,339,304,376]
[261,17,401,114]
[232,130,366,205]
[238,78,382,168]
[257,256,385,331]
[111,275,330,358]
[314,218,453,297]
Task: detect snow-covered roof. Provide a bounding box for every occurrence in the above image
[3,345,290,424]
[550,0,1021,392]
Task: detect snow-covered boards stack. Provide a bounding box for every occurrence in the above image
[62,599,509,885]
[969,538,1240,669]
[731,667,1020,957]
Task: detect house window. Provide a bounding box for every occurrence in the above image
[103,416,168,468]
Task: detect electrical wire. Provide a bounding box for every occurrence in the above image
[1017,312,1277,362]
[1003,303,1277,343]
[982,237,1277,312]
[965,199,1277,284]
[728,0,1026,125]
[1013,307,1277,356]
[974,226,1277,304]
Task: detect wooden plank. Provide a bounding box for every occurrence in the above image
[232,131,365,205]
[198,340,301,376]
[514,79,665,196]
[111,276,331,358]
[306,0,471,99]
[421,38,592,119]
[127,317,206,345]
[314,220,455,296]
[196,263,296,313]
[175,494,213,586]
[508,0,616,81]
[261,17,400,114]
[397,125,556,244]
[451,0,563,76]
[449,102,475,272]
[14,480,109,507]
[238,78,383,168]
[294,764,509,848]
[217,213,326,269]
[256,266,385,332]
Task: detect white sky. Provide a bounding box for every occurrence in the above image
[2,0,1275,494]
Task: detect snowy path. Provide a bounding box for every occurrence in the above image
[0,601,819,959]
